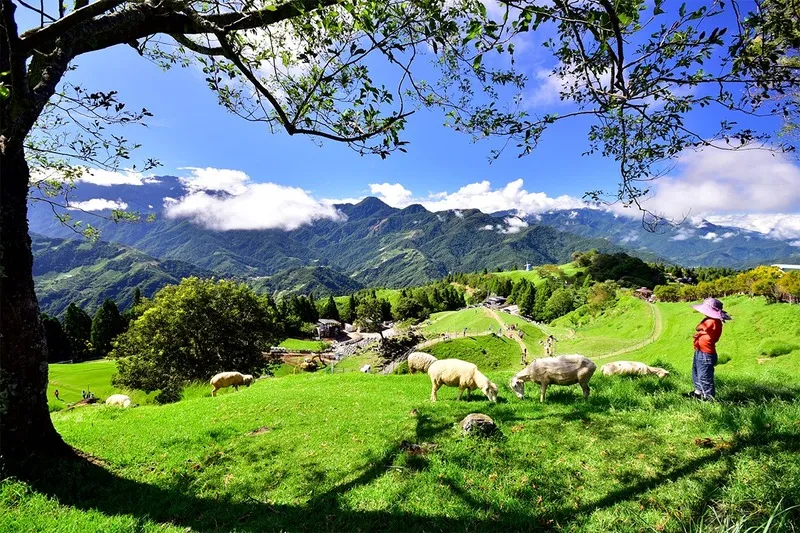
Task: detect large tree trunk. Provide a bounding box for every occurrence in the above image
[0,141,67,466]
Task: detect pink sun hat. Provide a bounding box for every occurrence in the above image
[692,297,732,322]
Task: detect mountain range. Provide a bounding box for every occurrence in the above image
[27,175,800,314]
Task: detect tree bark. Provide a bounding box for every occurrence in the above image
[0,141,68,466]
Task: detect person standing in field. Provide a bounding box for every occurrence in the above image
[688,298,732,401]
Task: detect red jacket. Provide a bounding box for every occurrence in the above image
[694,318,722,355]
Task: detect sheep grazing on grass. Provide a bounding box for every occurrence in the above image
[407,352,438,374]
[210,371,254,397]
[428,358,498,403]
[601,361,670,379]
[105,394,133,408]
[360,364,371,373]
[510,354,596,402]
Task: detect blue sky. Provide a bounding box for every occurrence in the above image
[17,2,800,239]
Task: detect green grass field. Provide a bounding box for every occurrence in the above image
[6,295,798,531]
[278,338,330,352]
[47,360,155,412]
[553,295,656,357]
[422,308,496,335]
[494,262,584,284]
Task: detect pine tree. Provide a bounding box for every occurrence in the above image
[41,314,72,363]
[91,299,125,358]
[133,287,142,306]
[63,303,92,361]
[321,295,340,321]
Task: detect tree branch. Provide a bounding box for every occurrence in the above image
[170,33,223,55]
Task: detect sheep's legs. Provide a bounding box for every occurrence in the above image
[457,388,464,401]
[234,385,239,392]
[580,382,590,399]
[540,382,548,402]
[430,382,440,402]
[212,387,218,397]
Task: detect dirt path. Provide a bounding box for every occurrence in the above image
[593,302,663,361]
[487,309,529,357]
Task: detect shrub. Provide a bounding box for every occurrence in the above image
[757,339,799,357]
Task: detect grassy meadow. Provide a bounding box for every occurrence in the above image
[4,296,799,531]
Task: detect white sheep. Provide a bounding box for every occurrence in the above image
[360,364,371,373]
[105,394,133,408]
[510,354,596,402]
[407,352,438,374]
[210,371,254,397]
[601,361,670,378]
[428,358,498,402]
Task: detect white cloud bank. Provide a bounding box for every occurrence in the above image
[77,169,160,186]
[69,198,128,211]
[164,168,344,231]
[646,147,800,219]
[365,178,586,214]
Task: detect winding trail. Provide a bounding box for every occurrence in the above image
[592,302,663,361]
[487,309,529,356]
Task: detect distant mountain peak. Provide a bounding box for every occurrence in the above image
[342,196,396,219]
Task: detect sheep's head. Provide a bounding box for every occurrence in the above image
[654,368,670,379]
[243,374,254,386]
[484,381,499,403]
[509,377,525,399]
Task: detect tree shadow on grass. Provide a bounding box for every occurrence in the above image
[11,400,800,531]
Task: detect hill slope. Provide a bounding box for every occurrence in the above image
[32,234,214,315]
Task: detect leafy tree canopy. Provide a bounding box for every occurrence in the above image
[111,278,282,401]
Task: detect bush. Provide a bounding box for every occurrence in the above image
[757,339,799,357]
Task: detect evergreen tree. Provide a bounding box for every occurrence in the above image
[533,280,557,321]
[133,287,142,306]
[340,294,356,324]
[518,282,537,317]
[41,314,72,363]
[91,299,125,358]
[63,303,92,361]
[320,295,341,321]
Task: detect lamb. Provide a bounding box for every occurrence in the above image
[105,394,133,408]
[210,371,255,397]
[510,354,596,402]
[601,361,670,378]
[407,352,438,374]
[428,358,498,402]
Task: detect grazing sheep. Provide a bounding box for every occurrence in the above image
[105,394,133,408]
[360,364,371,373]
[428,358,498,403]
[510,354,596,402]
[210,371,254,397]
[407,352,438,374]
[601,361,670,379]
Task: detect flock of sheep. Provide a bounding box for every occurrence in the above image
[408,351,669,403]
[103,353,669,410]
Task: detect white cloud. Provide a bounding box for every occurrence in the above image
[453,210,464,219]
[350,178,585,215]
[480,224,494,230]
[700,232,718,240]
[164,168,344,231]
[705,213,800,241]
[420,179,585,214]
[368,182,414,207]
[178,167,250,195]
[69,198,128,211]
[646,147,800,219]
[77,169,159,186]
[670,227,695,241]
[499,216,529,234]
